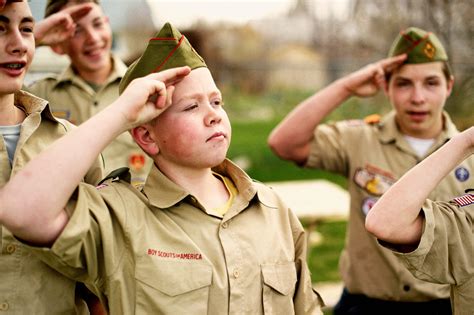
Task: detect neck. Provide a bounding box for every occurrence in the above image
[75,56,113,85]
[0,94,25,126]
[158,163,229,209]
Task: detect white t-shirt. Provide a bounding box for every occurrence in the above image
[0,124,21,165]
[404,135,435,158]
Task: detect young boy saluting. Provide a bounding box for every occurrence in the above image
[0,23,323,314]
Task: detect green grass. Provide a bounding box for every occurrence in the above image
[227,119,347,187]
[307,220,346,283]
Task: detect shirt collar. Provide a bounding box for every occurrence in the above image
[14,90,58,123]
[143,159,258,209]
[378,110,458,145]
[54,54,127,88]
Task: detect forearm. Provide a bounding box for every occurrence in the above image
[366,130,473,244]
[268,78,352,163]
[0,105,126,244]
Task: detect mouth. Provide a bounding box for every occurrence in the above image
[0,62,26,70]
[206,132,226,142]
[407,111,429,122]
[0,62,27,76]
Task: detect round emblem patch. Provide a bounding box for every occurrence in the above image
[361,197,378,216]
[454,167,470,182]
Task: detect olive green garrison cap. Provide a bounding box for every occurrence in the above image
[45,0,99,17]
[119,22,207,95]
[388,27,448,64]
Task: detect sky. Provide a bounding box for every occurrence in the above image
[146,0,350,28]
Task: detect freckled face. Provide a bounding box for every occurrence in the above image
[387,62,453,139]
[152,68,231,170]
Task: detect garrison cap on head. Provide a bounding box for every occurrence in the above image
[44,0,99,17]
[388,27,448,64]
[119,22,207,95]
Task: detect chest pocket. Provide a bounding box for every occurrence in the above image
[261,262,297,315]
[135,259,213,315]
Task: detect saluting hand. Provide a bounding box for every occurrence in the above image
[115,66,192,130]
[341,54,407,98]
[34,3,93,47]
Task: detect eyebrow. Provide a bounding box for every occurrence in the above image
[0,16,35,24]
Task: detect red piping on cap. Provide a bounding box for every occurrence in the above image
[399,30,431,55]
[150,35,185,73]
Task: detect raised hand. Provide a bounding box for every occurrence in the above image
[115,66,191,130]
[341,54,407,97]
[34,3,93,46]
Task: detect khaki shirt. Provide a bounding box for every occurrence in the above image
[0,91,103,314]
[29,160,323,314]
[393,197,474,315]
[27,55,152,186]
[306,111,474,301]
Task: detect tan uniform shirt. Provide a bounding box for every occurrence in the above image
[394,197,474,315]
[0,90,103,314]
[29,160,323,314]
[306,111,474,301]
[27,55,152,187]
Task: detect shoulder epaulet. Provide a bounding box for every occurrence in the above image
[364,114,381,125]
[98,167,131,185]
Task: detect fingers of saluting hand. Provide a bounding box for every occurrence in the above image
[61,3,94,22]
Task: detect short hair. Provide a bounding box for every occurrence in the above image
[44,0,99,18]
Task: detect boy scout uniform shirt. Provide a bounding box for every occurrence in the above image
[392,198,474,315]
[27,159,323,314]
[0,90,103,314]
[27,54,152,186]
[305,110,474,301]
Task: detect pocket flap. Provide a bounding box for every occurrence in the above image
[136,260,213,297]
[261,262,297,296]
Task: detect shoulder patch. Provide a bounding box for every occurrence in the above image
[451,193,474,207]
[363,114,381,125]
[98,167,131,185]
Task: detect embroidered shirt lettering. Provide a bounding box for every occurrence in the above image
[147,248,203,260]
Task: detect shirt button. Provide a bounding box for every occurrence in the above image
[5,244,16,254]
[233,269,240,278]
[0,302,9,311]
[222,222,228,229]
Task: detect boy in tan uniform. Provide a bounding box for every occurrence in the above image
[0,23,323,314]
[366,126,474,314]
[0,1,103,313]
[269,27,474,313]
[27,0,152,187]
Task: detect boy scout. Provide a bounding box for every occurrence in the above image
[27,0,152,187]
[0,1,103,313]
[268,27,474,313]
[366,126,474,315]
[0,23,323,314]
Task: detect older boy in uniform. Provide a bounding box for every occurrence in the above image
[27,0,152,187]
[366,126,474,315]
[0,23,323,314]
[0,1,103,313]
[269,27,474,313]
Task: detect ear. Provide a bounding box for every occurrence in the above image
[50,43,67,55]
[131,125,159,156]
[446,75,455,97]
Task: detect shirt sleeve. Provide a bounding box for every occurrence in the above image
[394,200,474,286]
[305,121,356,177]
[23,182,130,292]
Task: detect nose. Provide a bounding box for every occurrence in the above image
[84,26,100,43]
[410,84,426,105]
[7,30,28,56]
[204,105,222,126]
